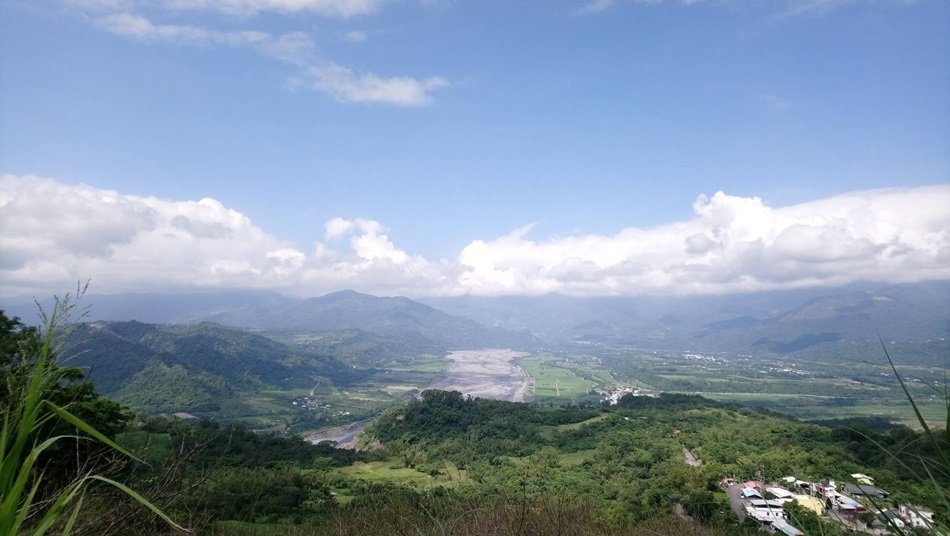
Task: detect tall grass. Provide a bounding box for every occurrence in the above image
[870,339,948,535]
[0,290,186,535]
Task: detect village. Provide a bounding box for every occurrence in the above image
[602,386,656,405]
[721,473,938,535]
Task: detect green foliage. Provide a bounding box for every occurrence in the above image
[64,320,361,414]
[115,360,231,413]
[0,296,182,535]
[359,389,947,530]
[0,308,131,490]
[143,418,363,470]
[195,467,332,523]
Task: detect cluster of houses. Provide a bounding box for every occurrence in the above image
[601,386,654,404]
[290,396,333,411]
[724,473,937,535]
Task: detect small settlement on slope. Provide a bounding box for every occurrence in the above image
[722,473,937,535]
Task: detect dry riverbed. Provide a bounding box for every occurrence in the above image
[307,349,531,448]
[426,349,531,402]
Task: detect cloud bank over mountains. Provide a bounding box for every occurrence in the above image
[2,175,948,298]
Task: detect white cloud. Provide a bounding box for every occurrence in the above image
[167,0,384,17]
[455,186,950,295]
[325,217,356,240]
[2,175,948,298]
[94,13,448,106]
[781,0,850,16]
[0,176,303,294]
[575,0,914,17]
[576,0,616,15]
[341,30,367,43]
[97,13,272,46]
[0,176,453,297]
[777,0,897,17]
[71,0,385,16]
[301,63,449,106]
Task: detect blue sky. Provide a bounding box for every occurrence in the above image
[1,0,948,297]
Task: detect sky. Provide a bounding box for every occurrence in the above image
[1,0,948,298]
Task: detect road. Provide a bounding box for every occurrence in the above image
[306,417,375,449]
[683,447,703,467]
[726,484,747,521]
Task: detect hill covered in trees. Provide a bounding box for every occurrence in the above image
[62,320,361,415]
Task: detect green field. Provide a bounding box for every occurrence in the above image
[550,413,610,432]
[517,355,613,401]
[330,458,469,504]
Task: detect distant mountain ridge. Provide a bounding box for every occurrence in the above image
[3,281,947,359]
[2,289,534,351]
[421,281,950,358]
[193,290,532,350]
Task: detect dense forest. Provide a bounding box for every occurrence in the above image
[2,306,947,535]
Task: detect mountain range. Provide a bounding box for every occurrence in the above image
[4,280,948,360]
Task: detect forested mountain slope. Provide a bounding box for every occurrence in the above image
[63,320,358,414]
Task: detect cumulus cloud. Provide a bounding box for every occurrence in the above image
[2,175,948,298]
[0,176,301,294]
[0,176,453,297]
[456,187,950,295]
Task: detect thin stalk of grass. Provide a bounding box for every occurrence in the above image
[879,337,948,456]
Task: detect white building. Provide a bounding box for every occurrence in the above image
[766,487,794,500]
[746,505,785,522]
[899,504,935,529]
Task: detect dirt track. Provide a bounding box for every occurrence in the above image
[427,349,531,402]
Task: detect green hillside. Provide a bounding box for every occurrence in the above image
[63,321,361,417]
